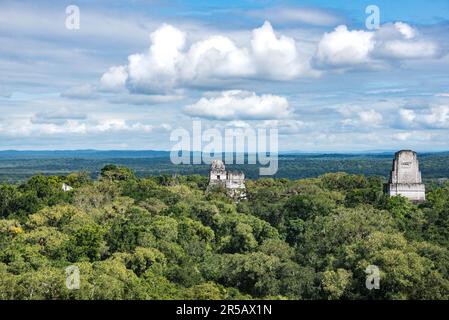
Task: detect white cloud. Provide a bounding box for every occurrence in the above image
[392,130,434,142]
[251,21,313,80]
[359,109,383,125]
[100,21,442,97]
[315,22,440,68]
[0,119,87,136]
[184,90,291,120]
[0,117,171,137]
[393,132,412,141]
[225,120,252,128]
[397,108,417,127]
[376,39,439,59]
[340,108,383,128]
[316,25,374,66]
[126,24,186,93]
[93,119,162,133]
[181,35,254,82]
[396,106,449,129]
[100,66,128,91]
[420,106,449,128]
[101,21,315,94]
[394,22,416,39]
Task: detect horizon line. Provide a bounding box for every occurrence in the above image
[0,149,448,154]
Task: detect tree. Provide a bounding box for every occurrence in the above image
[119,247,167,276]
[296,205,395,269]
[283,192,337,221]
[202,252,282,297]
[214,213,279,253]
[106,206,154,252]
[1,167,449,300]
[343,231,449,299]
[0,184,41,220]
[422,187,449,246]
[322,269,352,300]
[100,165,135,182]
[184,282,227,300]
[66,223,106,262]
[25,226,69,261]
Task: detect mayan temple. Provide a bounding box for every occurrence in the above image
[208,160,246,199]
[385,150,426,202]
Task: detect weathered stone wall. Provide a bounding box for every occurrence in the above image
[386,150,426,202]
[387,183,426,202]
[389,150,422,184]
[208,160,246,200]
[225,171,245,190]
[209,160,227,186]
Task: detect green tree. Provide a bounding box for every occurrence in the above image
[100,165,135,182]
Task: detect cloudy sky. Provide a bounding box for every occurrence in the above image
[1,0,449,152]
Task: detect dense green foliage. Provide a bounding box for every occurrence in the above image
[1,165,448,299]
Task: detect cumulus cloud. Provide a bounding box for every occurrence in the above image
[340,108,383,128]
[101,21,314,94]
[251,21,309,79]
[315,22,441,68]
[396,108,417,128]
[359,109,383,125]
[100,66,128,92]
[396,106,449,129]
[125,24,187,93]
[184,90,291,120]
[181,35,253,82]
[316,25,374,66]
[417,106,449,129]
[101,20,441,95]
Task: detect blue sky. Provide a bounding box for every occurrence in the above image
[0,0,449,151]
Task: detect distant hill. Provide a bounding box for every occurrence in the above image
[1,150,448,183]
[2,149,449,159]
[0,150,170,159]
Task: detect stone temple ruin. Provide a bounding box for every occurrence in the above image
[385,150,426,202]
[208,160,246,199]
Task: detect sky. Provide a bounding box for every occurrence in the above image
[0,0,449,152]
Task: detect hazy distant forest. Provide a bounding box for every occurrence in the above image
[1,154,449,299]
[2,151,449,183]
